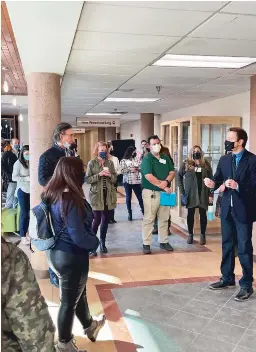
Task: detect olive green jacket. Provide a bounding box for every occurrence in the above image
[86,158,117,211]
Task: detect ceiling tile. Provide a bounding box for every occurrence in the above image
[73,31,179,53]
[79,3,213,37]
[191,13,256,40]
[221,2,256,15]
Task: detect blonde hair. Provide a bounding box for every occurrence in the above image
[185,145,209,171]
[93,141,108,157]
[4,144,12,152]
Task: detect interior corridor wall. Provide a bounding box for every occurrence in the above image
[120,121,141,149]
[18,113,29,145]
[161,91,250,149]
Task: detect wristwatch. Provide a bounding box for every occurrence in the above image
[165,179,171,188]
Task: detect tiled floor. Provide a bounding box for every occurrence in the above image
[9,186,256,352]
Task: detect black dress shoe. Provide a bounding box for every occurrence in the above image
[100,243,108,253]
[143,245,151,254]
[160,243,174,251]
[209,279,236,290]
[200,234,206,245]
[235,287,254,301]
[89,251,98,257]
[187,234,194,244]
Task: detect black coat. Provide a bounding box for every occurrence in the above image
[1,151,18,182]
[178,160,213,210]
[213,149,256,223]
[38,144,66,186]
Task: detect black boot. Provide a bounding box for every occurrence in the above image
[128,211,132,221]
[200,233,206,245]
[187,234,194,244]
[100,242,108,254]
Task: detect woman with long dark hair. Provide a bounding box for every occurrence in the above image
[86,142,117,255]
[120,146,144,221]
[44,157,105,352]
[12,145,30,245]
[178,145,213,245]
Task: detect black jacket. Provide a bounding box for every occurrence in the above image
[1,151,18,182]
[38,144,67,186]
[213,149,256,223]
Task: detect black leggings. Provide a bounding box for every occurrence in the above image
[48,250,92,343]
[187,207,207,235]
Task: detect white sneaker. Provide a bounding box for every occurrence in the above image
[56,339,87,352]
[21,237,30,245]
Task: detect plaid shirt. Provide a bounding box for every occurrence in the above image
[120,157,142,184]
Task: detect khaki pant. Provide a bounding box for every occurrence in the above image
[142,189,170,245]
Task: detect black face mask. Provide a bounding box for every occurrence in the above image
[132,152,137,158]
[193,152,201,160]
[146,148,150,152]
[224,140,235,152]
[110,150,114,155]
[70,142,77,151]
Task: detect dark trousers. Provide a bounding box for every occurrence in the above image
[17,188,30,237]
[92,190,110,243]
[221,208,253,289]
[123,183,144,214]
[48,250,92,343]
[187,207,207,235]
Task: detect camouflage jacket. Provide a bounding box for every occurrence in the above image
[1,239,56,352]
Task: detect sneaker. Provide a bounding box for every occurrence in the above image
[56,338,87,351]
[187,234,193,244]
[143,245,151,254]
[209,279,236,290]
[85,315,106,342]
[21,237,30,245]
[235,287,254,302]
[160,243,174,251]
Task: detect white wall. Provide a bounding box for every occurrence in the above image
[161,91,251,148]
[120,120,141,148]
[19,113,29,145]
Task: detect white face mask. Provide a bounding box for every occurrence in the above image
[152,144,161,153]
[63,141,71,149]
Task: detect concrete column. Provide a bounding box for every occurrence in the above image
[27,72,61,277]
[105,127,116,142]
[154,114,161,137]
[140,113,154,141]
[250,75,256,256]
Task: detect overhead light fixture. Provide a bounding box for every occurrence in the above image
[104,98,161,103]
[3,79,9,93]
[153,54,256,69]
[85,112,123,116]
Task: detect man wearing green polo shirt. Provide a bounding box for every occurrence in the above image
[141,135,175,254]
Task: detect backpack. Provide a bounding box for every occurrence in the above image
[29,202,61,251]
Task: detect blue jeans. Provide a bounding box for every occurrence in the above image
[17,188,30,237]
[123,183,144,214]
[221,208,253,289]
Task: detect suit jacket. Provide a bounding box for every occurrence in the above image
[213,149,256,223]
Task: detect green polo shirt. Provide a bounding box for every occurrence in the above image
[141,152,174,191]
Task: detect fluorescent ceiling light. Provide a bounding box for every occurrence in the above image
[104,98,160,103]
[153,54,256,69]
[85,112,123,116]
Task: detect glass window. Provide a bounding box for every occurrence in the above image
[163,125,169,147]
[181,122,190,162]
[1,118,15,141]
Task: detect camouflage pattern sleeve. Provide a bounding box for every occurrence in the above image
[3,247,56,352]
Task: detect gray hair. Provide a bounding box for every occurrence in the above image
[52,123,72,143]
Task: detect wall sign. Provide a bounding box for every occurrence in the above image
[72,128,85,134]
[77,118,120,128]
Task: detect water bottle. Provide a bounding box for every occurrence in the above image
[207,199,214,221]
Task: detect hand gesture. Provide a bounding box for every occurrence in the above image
[99,170,108,177]
[225,179,238,190]
[204,178,215,189]
[219,184,226,193]
[159,181,167,190]
[164,187,172,194]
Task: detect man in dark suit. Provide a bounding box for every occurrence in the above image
[205,127,256,301]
